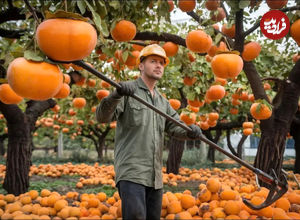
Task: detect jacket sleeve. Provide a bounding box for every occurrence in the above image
[164,102,189,140]
[95,90,124,123]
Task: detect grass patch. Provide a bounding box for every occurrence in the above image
[82,185,116,197]
[0,175,117,197]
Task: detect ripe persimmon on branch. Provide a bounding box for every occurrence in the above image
[186,11,235,48]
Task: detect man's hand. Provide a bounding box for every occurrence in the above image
[116,81,136,96]
[187,124,202,139]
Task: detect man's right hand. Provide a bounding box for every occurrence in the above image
[116,81,136,96]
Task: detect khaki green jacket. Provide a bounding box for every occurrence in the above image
[96,77,189,189]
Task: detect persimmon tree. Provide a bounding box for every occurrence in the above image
[0,0,300,194]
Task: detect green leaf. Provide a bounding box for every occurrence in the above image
[96,0,107,18]
[85,0,109,37]
[10,45,24,58]
[239,0,250,9]
[24,50,45,62]
[77,1,86,15]
[109,1,120,9]
[186,92,195,101]
[214,33,223,44]
[45,10,89,22]
[122,51,129,63]
[100,19,109,37]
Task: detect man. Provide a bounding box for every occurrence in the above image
[96,44,202,220]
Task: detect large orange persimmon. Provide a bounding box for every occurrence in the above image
[169,99,181,110]
[291,19,300,46]
[0,83,23,104]
[111,20,136,42]
[178,0,196,12]
[211,54,244,79]
[54,83,70,99]
[186,30,212,53]
[266,0,287,9]
[180,112,196,126]
[7,57,63,100]
[36,18,97,61]
[250,103,272,120]
[206,85,226,101]
[242,42,261,61]
[162,42,179,57]
[73,97,86,109]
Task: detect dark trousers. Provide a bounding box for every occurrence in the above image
[117,180,163,220]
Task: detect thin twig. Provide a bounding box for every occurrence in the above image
[24,0,40,24]
[261,77,284,83]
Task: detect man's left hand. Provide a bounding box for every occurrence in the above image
[187,124,202,139]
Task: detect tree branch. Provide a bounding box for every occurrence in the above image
[186,11,202,23]
[101,125,111,139]
[24,0,40,24]
[243,61,273,131]
[0,102,23,124]
[178,87,187,108]
[88,124,101,137]
[234,9,245,53]
[133,31,186,47]
[25,100,56,131]
[226,129,238,156]
[208,119,243,131]
[0,28,27,38]
[0,7,25,24]
[243,61,269,102]
[213,129,222,143]
[128,41,148,46]
[7,0,13,9]
[261,77,284,82]
[237,135,248,158]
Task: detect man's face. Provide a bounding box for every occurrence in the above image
[139,55,165,80]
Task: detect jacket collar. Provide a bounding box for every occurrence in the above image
[137,77,160,96]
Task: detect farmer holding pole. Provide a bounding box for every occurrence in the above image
[96,44,202,220]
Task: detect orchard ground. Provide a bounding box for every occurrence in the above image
[0,147,297,197]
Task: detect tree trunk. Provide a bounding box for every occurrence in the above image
[166,137,185,174]
[254,77,300,186]
[290,110,300,173]
[237,135,248,159]
[293,135,300,174]
[0,100,55,195]
[3,116,32,195]
[206,130,222,163]
[96,138,105,161]
[254,131,286,181]
[0,134,7,156]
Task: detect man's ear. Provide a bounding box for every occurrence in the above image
[139,62,144,71]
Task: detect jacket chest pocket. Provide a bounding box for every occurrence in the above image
[128,102,149,127]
